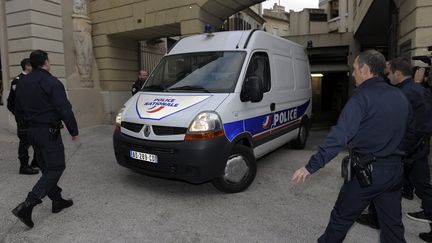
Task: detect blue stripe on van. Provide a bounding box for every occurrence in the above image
[223,99,310,142]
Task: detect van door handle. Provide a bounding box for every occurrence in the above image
[270,103,275,111]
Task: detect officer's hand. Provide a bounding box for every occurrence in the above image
[291,166,310,183]
[72,136,79,141]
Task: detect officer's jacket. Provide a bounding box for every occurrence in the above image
[14,68,79,136]
[306,77,413,174]
[398,78,430,139]
[6,72,25,115]
[131,78,145,95]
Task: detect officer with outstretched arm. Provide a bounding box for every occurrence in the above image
[291,50,414,243]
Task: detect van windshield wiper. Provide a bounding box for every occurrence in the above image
[168,85,210,93]
[141,85,166,91]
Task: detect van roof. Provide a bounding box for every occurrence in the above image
[168,30,304,55]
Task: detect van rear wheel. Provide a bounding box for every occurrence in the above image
[291,122,309,149]
[212,144,257,193]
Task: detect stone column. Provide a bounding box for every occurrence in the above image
[72,0,94,88]
[0,0,105,131]
[61,0,105,127]
[1,0,66,131]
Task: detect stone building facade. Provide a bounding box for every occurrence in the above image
[0,0,264,131]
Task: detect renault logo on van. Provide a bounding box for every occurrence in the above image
[144,125,151,137]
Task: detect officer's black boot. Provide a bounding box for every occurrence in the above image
[52,198,73,214]
[11,201,34,228]
[29,160,39,169]
[19,164,39,175]
[402,188,414,200]
[419,224,432,242]
[356,213,380,229]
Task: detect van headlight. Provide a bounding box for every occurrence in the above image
[115,108,125,128]
[185,112,224,141]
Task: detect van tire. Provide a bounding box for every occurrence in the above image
[212,144,257,193]
[291,122,309,149]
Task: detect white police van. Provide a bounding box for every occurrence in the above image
[113,30,312,193]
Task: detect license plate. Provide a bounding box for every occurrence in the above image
[130,150,158,163]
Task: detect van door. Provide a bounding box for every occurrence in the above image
[237,51,275,158]
[272,53,311,148]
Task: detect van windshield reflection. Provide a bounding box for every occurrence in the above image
[142,51,246,93]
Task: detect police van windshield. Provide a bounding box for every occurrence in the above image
[142,51,246,93]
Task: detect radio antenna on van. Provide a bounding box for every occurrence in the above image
[235,31,246,49]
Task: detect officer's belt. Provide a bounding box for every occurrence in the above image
[28,122,53,128]
[354,152,401,162]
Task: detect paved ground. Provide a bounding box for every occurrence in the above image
[0,125,429,242]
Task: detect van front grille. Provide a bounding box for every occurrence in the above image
[121,122,143,133]
[152,126,187,135]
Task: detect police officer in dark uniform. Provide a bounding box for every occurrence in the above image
[7,58,39,174]
[11,50,79,228]
[292,50,413,243]
[131,69,148,95]
[357,58,432,242]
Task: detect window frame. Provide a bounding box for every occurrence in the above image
[244,51,272,94]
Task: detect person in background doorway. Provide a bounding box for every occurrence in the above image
[131,70,148,95]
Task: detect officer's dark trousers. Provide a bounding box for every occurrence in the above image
[318,162,405,243]
[25,127,65,205]
[17,126,37,166]
[408,138,432,217]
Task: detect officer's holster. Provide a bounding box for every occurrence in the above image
[49,121,64,140]
[342,152,375,188]
[341,155,353,183]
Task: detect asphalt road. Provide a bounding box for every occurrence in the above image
[0,126,428,242]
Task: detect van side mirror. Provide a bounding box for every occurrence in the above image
[241,75,263,103]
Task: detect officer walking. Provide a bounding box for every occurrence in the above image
[131,69,148,95]
[357,58,432,242]
[292,50,413,243]
[6,58,39,175]
[11,50,79,228]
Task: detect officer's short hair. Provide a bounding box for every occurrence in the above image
[29,50,48,69]
[357,50,386,76]
[388,57,412,77]
[20,58,31,70]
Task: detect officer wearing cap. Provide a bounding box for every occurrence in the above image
[7,58,39,175]
[292,50,413,243]
[11,50,79,228]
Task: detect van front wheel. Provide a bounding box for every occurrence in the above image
[212,144,257,193]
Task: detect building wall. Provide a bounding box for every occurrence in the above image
[263,5,290,37]
[352,0,373,34]
[265,17,289,36]
[5,0,66,82]
[0,0,10,129]
[397,0,432,62]
[226,4,265,31]
[289,9,328,36]
[0,0,271,130]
